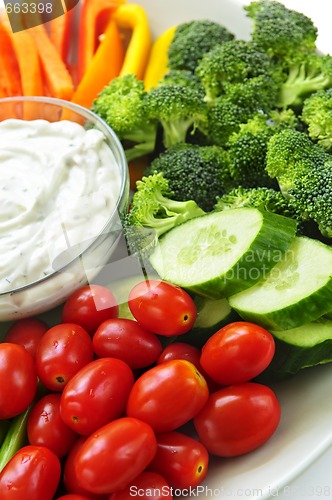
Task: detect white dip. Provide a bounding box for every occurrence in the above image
[0,119,122,293]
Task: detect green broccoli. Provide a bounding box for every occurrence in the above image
[159,69,205,95]
[266,129,332,239]
[91,74,157,162]
[214,186,300,219]
[168,19,235,73]
[226,109,298,188]
[146,82,208,148]
[277,53,332,108]
[244,0,317,60]
[123,172,205,256]
[301,88,332,150]
[195,39,280,105]
[145,143,232,211]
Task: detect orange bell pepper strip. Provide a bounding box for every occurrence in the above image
[0,15,43,98]
[27,24,74,100]
[113,3,151,80]
[77,0,125,83]
[0,18,22,96]
[144,26,176,90]
[71,19,125,109]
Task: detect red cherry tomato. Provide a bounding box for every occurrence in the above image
[4,317,48,358]
[0,445,61,500]
[62,285,119,335]
[35,323,94,392]
[60,357,134,435]
[126,360,209,433]
[157,342,201,367]
[194,382,281,457]
[200,322,275,385]
[93,318,163,369]
[0,343,37,419]
[110,472,172,500]
[27,393,78,458]
[63,436,107,500]
[128,280,197,336]
[74,417,157,495]
[149,431,209,490]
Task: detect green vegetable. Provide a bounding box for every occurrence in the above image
[145,143,232,211]
[266,128,332,239]
[229,236,332,330]
[123,172,205,256]
[301,88,332,150]
[91,74,157,162]
[258,320,332,381]
[0,405,31,472]
[167,19,235,73]
[149,207,297,298]
[146,82,208,148]
[178,296,238,348]
[226,109,298,188]
[244,0,317,60]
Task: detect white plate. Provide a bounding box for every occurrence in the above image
[131,0,332,498]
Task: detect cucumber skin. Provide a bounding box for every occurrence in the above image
[230,278,332,331]
[151,209,297,299]
[257,325,332,382]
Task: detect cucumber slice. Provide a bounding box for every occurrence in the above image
[150,208,297,299]
[229,236,332,330]
[178,296,238,348]
[258,320,332,381]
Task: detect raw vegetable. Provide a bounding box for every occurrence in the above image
[113,3,152,80]
[149,207,297,298]
[71,19,125,109]
[48,9,75,64]
[229,236,332,330]
[301,88,332,151]
[144,25,177,90]
[0,20,22,96]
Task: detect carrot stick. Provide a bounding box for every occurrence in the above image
[71,19,125,109]
[0,20,22,96]
[27,24,74,100]
[48,9,75,63]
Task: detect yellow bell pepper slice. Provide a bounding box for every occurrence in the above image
[113,3,152,80]
[144,25,176,90]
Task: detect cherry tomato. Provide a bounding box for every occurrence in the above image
[93,318,162,369]
[57,495,92,500]
[60,357,134,435]
[0,343,37,419]
[110,472,172,500]
[74,417,157,495]
[35,323,94,392]
[62,285,119,335]
[0,445,61,500]
[157,342,201,367]
[63,436,108,500]
[194,382,281,457]
[4,317,48,359]
[149,431,209,490]
[27,393,78,458]
[200,322,275,385]
[128,280,197,336]
[126,360,209,433]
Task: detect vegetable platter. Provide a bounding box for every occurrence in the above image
[1,0,332,499]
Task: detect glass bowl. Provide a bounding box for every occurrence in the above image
[0,96,129,321]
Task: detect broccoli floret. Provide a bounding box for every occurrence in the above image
[145,143,232,211]
[168,19,235,73]
[227,109,298,188]
[301,88,332,150]
[277,53,332,108]
[146,83,208,148]
[266,129,332,238]
[196,39,280,104]
[160,69,205,95]
[214,186,299,219]
[92,74,157,162]
[245,0,317,60]
[123,172,205,255]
